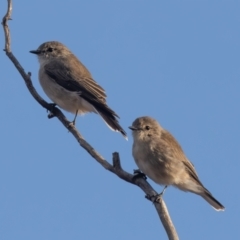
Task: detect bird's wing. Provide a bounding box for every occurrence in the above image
[44,59,121,121]
[44,59,107,103]
[182,158,201,184]
[160,131,202,184]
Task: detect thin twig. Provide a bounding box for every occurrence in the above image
[2,0,12,52]
[1,1,179,239]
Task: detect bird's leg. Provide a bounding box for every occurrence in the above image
[145,185,168,203]
[71,110,78,126]
[158,185,168,197]
[47,103,57,119]
[132,169,147,180]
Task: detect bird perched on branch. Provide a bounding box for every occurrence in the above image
[30,41,127,139]
[129,116,224,211]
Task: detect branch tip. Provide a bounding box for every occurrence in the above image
[112,152,122,170]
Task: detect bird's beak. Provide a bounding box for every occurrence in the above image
[29,50,41,55]
[129,126,138,131]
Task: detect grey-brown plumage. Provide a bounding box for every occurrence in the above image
[30,41,127,139]
[129,116,224,211]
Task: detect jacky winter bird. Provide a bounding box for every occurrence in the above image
[30,41,127,139]
[129,116,224,211]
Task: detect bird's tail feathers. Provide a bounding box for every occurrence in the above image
[200,188,225,211]
[94,106,127,140]
[178,181,225,211]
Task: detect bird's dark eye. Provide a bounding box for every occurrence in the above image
[145,126,150,130]
[47,47,53,52]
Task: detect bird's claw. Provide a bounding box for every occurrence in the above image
[132,169,147,180]
[48,112,55,119]
[145,186,168,203]
[145,194,162,203]
[47,103,57,119]
[68,120,76,128]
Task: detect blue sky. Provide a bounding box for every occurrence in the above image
[0,1,239,239]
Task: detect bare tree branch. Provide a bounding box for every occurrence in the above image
[1,1,179,239]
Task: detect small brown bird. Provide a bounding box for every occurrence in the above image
[129,116,224,211]
[30,41,127,139]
